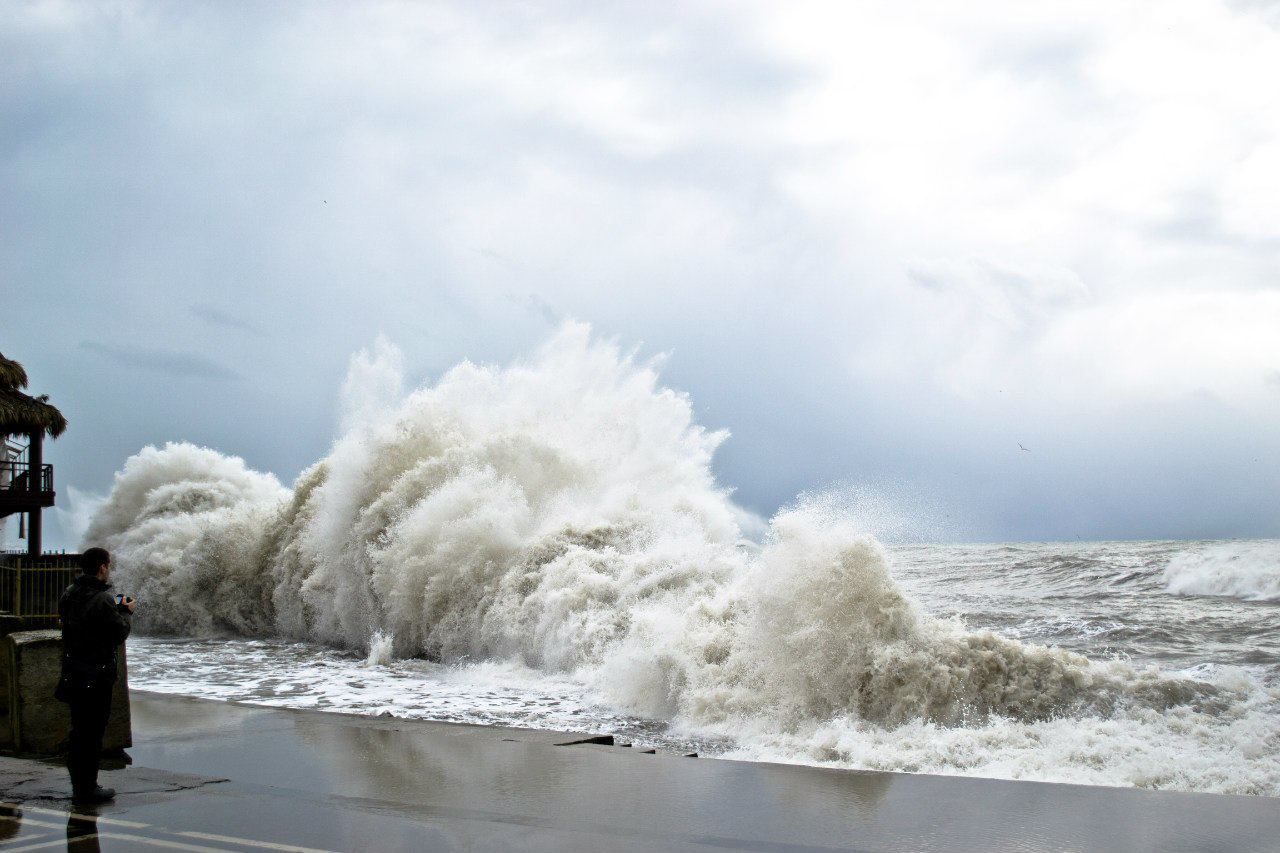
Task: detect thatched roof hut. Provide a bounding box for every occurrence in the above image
[0,353,67,439]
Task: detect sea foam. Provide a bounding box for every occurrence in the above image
[1163,541,1280,601]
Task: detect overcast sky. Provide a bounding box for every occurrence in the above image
[4,0,1280,547]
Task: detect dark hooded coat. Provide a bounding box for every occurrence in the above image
[58,575,131,685]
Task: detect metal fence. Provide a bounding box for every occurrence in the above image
[0,460,53,493]
[0,556,80,627]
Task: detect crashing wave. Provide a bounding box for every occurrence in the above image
[86,324,1223,738]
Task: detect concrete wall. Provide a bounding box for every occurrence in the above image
[0,615,25,750]
[0,618,22,751]
[2,630,131,755]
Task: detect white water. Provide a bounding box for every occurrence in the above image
[87,324,1280,795]
[1164,540,1280,601]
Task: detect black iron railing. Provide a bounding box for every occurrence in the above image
[0,556,80,627]
[0,461,53,493]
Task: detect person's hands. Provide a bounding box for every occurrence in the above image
[122,596,136,614]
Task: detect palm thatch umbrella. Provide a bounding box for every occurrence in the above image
[0,353,67,439]
[0,356,27,389]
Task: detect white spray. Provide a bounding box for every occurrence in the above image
[84,323,1254,776]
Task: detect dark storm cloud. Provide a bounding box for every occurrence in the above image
[191,305,267,336]
[506,292,563,326]
[904,257,1088,328]
[78,342,242,381]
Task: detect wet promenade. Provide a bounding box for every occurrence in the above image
[2,691,1279,852]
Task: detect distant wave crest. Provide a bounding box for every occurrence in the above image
[1163,541,1280,601]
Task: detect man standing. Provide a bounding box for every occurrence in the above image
[57,547,134,804]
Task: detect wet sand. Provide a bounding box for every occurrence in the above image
[1,690,1279,852]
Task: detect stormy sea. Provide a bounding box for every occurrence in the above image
[84,326,1280,796]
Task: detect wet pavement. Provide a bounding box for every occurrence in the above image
[2,691,1279,851]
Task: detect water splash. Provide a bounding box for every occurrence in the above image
[85,323,1249,783]
[366,631,395,667]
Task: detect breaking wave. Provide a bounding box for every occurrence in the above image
[84,323,1275,793]
[1163,541,1280,601]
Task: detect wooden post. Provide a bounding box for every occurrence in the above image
[26,431,41,560]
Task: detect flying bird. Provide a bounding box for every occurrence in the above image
[1019,443,1031,452]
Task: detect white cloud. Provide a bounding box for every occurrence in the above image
[750,0,1280,261]
[720,0,1280,418]
[1220,141,1280,241]
[1037,289,1280,402]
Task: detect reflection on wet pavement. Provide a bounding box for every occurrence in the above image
[2,693,1280,852]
